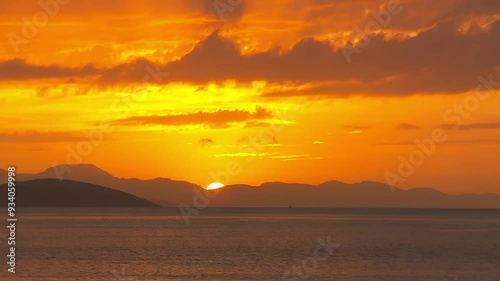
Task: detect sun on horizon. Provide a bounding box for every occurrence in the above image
[206,182,225,190]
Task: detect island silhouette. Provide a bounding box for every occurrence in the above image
[1,164,499,208]
[0,179,158,207]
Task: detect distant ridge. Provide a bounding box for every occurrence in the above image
[0,179,158,207]
[1,165,499,208]
[1,164,201,207]
[210,182,500,208]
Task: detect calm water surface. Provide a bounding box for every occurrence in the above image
[0,208,499,281]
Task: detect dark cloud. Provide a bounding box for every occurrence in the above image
[0,131,87,142]
[198,138,214,146]
[387,0,500,30]
[0,59,98,81]
[3,19,499,97]
[113,106,273,128]
[265,20,500,96]
[396,123,420,130]
[441,123,500,130]
[97,58,160,85]
[378,138,500,145]
[303,0,500,31]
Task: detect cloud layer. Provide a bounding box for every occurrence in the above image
[112,106,273,128]
[2,18,499,97]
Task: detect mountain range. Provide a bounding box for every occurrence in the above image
[1,164,499,208]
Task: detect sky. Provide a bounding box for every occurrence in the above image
[0,0,499,194]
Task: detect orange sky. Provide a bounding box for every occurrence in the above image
[0,0,499,194]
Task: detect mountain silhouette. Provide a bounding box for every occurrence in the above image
[1,164,201,207]
[0,179,158,207]
[209,182,500,208]
[1,165,499,208]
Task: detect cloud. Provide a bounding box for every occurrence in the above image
[343,125,370,130]
[244,121,273,128]
[396,123,421,130]
[386,0,500,30]
[269,154,324,161]
[378,138,500,145]
[212,152,323,161]
[299,0,500,33]
[213,152,274,158]
[164,20,499,96]
[441,122,500,130]
[1,0,497,32]
[198,0,246,22]
[198,138,214,146]
[0,0,226,20]
[342,125,369,134]
[113,106,273,128]
[3,19,499,97]
[0,59,98,81]
[0,131,88,142]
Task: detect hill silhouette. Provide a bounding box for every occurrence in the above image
[1,165,499,208]
[209,182,500,208]
[0,179,158,207]
[1,164,200,207]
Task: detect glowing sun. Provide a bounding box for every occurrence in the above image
[206,182,225,190]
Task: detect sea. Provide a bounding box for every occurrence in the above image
[0,208,499,281]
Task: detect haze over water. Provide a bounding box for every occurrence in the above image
[2,208,499,281]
